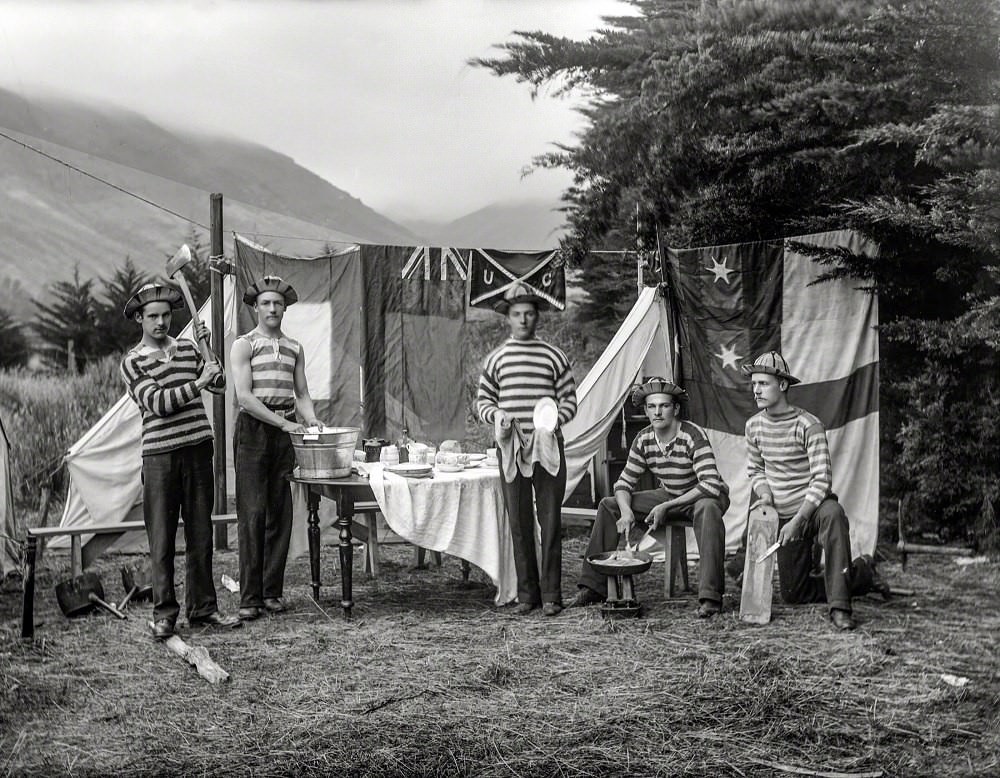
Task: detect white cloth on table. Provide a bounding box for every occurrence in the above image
[368,463,517,605]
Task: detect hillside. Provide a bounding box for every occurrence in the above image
[398,200,568,250]
[0,88,419,308]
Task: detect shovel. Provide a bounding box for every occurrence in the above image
[55,571,127,620]
[119,561,154,610]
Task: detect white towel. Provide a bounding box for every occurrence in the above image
[496,418,561,483]
[368,464,517,605]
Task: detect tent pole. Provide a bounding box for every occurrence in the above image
[210,193,229,550]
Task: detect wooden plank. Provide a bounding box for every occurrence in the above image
[739,504,779,625]
[70,536,82,578]
[562,507,597,527]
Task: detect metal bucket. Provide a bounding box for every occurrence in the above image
[290,427,361,479]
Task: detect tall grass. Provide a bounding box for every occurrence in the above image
[0,355,124,512]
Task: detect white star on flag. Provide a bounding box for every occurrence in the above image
[705,256,735,285]
[716,342,742,370]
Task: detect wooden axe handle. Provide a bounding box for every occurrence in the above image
[89,592,127,620]
[172,272,216,364]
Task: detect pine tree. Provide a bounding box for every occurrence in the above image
[0,309,30,369]
[476,0,1000,542]
[95,256,151,355]
[32,266,101,371]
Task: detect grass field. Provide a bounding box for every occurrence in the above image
[2,532,997,777]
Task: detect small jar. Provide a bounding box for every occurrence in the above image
[380,445,400,466]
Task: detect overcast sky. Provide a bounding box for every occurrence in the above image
[0,0,631,222]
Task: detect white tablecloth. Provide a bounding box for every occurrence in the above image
[366,463,516,605]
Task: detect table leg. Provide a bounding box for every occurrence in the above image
[306,488,322,601]
[338,490,354,617]
[21,534,37,639]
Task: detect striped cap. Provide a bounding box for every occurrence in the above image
[243,275,298,307]
[123,283,183,319]
[740,351,800,385]
[630,376,689,406]
[494,282,545,315]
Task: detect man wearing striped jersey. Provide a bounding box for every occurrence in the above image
[743,352,878,631]
[568,378,730,617]
[120,283,240,639]
[231,276,323,621]
[476,283,577,616]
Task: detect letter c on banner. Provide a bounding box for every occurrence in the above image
[541,271,553,288]
[483,269,494,285]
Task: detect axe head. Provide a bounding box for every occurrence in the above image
[165,244,192,278]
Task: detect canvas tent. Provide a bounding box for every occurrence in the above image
[564,230,880,555]
[59,230,878,562]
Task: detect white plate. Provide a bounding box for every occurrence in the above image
[533,397,558,432]
[386,463,433,476]
[466,453,487,462]
[436,463,465,473]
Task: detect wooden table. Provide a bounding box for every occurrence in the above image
[289,473,475,618]
[289,474,373,617]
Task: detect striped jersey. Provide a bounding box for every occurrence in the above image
[238,331,302,409]
[120,338,224,456]
[476,338,577,434]
[614,422,728,499]
[745,406,832,519]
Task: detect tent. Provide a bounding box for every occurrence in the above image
[0,413,18,578]
[59,230,878,561]
[57,237,564,553]
[563,230,880,556]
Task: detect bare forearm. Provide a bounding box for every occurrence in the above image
[237,392,293,430]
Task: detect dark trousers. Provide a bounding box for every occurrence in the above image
[142,440,218,624]
[498,439,566,605]
[578,489,729,603]
[776,497,874,613]
[235,412,294,609]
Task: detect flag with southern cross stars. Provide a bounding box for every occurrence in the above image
[664,230,880,555]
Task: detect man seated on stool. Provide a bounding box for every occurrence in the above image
[742,351,879,631]
[568,378,730,617]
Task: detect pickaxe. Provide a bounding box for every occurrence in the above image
[165,244,216,364]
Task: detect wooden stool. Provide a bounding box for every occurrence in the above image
[662,518,693,597]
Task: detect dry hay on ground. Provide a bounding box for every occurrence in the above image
[1,534,998,777]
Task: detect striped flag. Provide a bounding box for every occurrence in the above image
[665,230,879,554]
[232,237,468,442]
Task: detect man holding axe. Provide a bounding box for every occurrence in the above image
[120,282,240,640]
[567,378,729,617]
[743,352,879,631]
[230,276,323,620]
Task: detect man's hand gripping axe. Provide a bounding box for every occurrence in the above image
[165,244,217,364]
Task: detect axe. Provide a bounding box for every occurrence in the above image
[165,244,217,364]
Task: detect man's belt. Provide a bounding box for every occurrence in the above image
[264,403,295,418]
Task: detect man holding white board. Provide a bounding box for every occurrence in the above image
[743,352,878,630]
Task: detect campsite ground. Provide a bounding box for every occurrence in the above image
[1,531,997,777]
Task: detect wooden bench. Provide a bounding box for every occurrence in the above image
[20,513,239,639]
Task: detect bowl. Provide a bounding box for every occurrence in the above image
[290,427,361,479]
